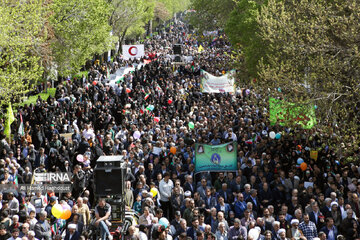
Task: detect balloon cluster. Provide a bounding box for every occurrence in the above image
[296,158,307,171]
[269,131,281,139]
[51,204,71,220]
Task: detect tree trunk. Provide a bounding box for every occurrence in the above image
[117,28,128,56]
[149,19,152,36]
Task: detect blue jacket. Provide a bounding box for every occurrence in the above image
[320,225,338,240]
[216,203,231,219]
[233,200,247,219]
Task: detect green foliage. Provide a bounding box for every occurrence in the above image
[0,0,44,105]
[158,0,190,17]
[225,0,266,78]
[109,0,155,42]
[49,0,117,76]
[189,0,236,32]
[256,0,360,148]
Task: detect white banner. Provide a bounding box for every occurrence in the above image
[122,45,145,59]
[200,70,235,93]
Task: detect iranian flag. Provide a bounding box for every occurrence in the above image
[18,113,25,137]
[140,105,145,114]
[144,93,151,100]
[13,175,18,185]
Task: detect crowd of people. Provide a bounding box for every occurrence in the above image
[0,12,359,240]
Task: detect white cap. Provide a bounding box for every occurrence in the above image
[291,219,299,225]
[184,191,191,197]
[68,224,77,229]
[248,227,260,239]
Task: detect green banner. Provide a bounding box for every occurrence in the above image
[269,98,316,129]
[195,142,237,172]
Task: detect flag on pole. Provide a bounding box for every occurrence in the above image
[18,113,25,137]
[106,67,110,79]
[4,103,15,139]
[140,105,145,114]
[144,93,151,100]
[13,175,18,185]
[198,45,204,53]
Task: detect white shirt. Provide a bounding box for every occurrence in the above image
[159,179,174,202]
[82,128,95,140]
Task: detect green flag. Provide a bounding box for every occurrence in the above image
[195,142,237,172]
[269,98,316,129]
[4,103,15,139]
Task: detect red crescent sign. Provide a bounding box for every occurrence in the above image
[128,46,138,56]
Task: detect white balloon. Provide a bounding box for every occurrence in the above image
[133,131,141,139]
[269,131,276,139]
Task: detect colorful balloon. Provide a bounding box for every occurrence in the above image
[60,209,71,220]
[154,117,160,123]
[51,204,63,219]
[170,147,176,154]
[275,133,281,139]
[188,122,195,129]
[300,162,307,171]
[93,81,97,86]
[150,188,158,197]
[126,88,131,93]
[269,131,276,139]
[62,204,71,211]
[297,158,304,165]
[159,217,169,228]
[76,154,84,163]
[168,99,173,104]
[133,131,141,139]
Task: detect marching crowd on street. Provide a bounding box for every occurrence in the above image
[0,12,359,240]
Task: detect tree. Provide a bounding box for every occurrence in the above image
[225,0,266,79]
[109,0,154,48]
[0,0,44,105]
[189,0,235,32]
[49,0,116,76]
[255,0,360,152]
[154,1,171,23]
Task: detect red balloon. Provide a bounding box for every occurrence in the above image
[154,117,160,123]
[168,99,173,104]
[93,81,97,86]
[126,88,131,93]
